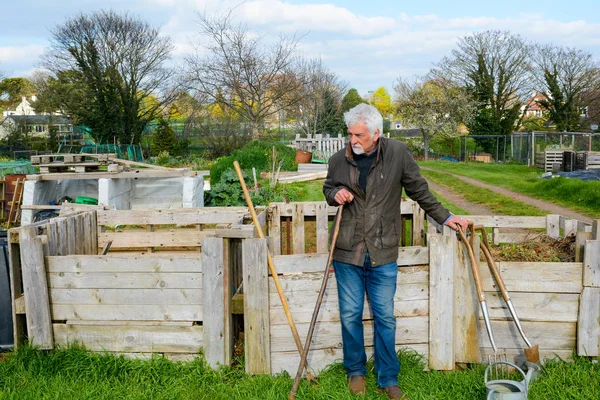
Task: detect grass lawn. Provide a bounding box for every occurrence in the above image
[418,161,600,218]
[1,345,597,399]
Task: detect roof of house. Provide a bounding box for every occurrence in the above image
[4,115,72,124]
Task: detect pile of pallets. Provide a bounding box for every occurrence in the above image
[587,151,600,169]
[535,150,564,172]
[30,154,114,174]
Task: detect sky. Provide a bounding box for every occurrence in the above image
[1,0,600,97]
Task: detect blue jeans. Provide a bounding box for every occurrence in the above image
[333,253,400,388]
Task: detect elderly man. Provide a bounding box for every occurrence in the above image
[323,103,467,399]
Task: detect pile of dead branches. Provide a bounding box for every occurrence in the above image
[489,234,575,262]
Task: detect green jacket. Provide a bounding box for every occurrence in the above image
[323,137,450,267]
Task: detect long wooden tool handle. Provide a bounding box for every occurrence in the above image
[289,204,343,399]
[457,226,485,302]
[474,226,510,301]
[233,161,312,377]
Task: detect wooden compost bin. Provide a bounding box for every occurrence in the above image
[8,206,266,367]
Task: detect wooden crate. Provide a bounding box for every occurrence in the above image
[536,150,564,172]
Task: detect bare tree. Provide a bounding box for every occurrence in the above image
[395,77,475,160]
[532,44,600,132]
[432,30,532,139]
[40,10,175,145]
[289,58,346,137]
[184,10,305,139]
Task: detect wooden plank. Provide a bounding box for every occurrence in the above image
[576,232,593,262]
[478,347,573,365]
[14,295,25,314]
[269,316,428,353]
[97,208,250,226]
[271,247,428,274]
[242,238,270,374]
[269,299,428,325]
[202,237,228,367]
[583,240,600,287]
[19,227,53,349]
[8,232,26,348]
[315,202,329,253]
[577,287,600,357]
[428,234,455,370]
[494,232,544,244]
[268,205,281,256]
[454,235,480,364]
[64,320,193,326]
[90,210,98,254]
[477,320,575,350]
[412,204,424,246]
[46,221,59,257]
[53,324,203,353]
[98,230,209,249]
[50,304,202,321]
[593,220,600,240]
[271,343,429,376]
[83,212,93,255]
[465,216,546,229]
[46,255,202,273]
[75,214,85,255]
[292,203,305,254]
[484,292,580,322]
[55,217,69,256]
[50,288,202,305]
[480,262,583,293]
[66,216,76,255]
[28,169,199,181]
[47,272,202,289]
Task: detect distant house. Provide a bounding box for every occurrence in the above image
[0,114,73,140]
[522,92,547,119]
[2,95,37,117]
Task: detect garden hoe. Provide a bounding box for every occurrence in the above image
[233,161,316,383]
[288,204,344,400]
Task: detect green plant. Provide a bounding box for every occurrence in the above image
[151,119,180,156]
[155,150,171,166]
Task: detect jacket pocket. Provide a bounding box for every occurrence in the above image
[336,219,356,251]
[380,218,399,249]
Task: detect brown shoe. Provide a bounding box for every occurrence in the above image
[379,385,409,400]
[348,375,366,395]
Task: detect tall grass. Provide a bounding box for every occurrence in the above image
[1,346,597,399]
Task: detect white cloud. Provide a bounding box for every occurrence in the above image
[0,45,45,63]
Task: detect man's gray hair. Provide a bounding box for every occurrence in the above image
[343,103,383,138]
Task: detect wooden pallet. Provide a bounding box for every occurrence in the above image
[31,154,87,165]
[536,150,564,172]
[39,162,101,174]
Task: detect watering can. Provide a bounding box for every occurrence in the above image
[485,361,540,400]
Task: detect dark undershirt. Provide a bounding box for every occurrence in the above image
[354,149,377,193]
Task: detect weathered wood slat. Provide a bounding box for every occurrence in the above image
[269,316,428,353]
[19,227,53,349]
[51,304,202,321]
[56,217,69,256]
[478,347,573,364]
[202,237,229,367]
[428,234,455,370]
[271,247,429,274]
[47,272,202,289]
[50,288,202,305]
[546,214,560,238]
[65,320,193,326]
[8,232,26,348]
[484,292,580,322]
[271,343,429,376]
[270,299,428,325]
[315,202,328,253]
[465,216,546,228]
[268,205,282,256]
[583,240,600,287]
[480,262,583,293]
[53,324,203,353]
[98,230,210,249]
[577,287,600,357]
[97,208,251,226]
[242,238,270,374]
[477,320,575,350]
[46,255,202,273]
[575,232,593,262]
[454,235,480,364]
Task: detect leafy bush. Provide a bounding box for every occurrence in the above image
[205,168,300,206]
[210,140,297,183]
[151,119,180,156]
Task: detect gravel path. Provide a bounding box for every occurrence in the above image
[421,167,595,224]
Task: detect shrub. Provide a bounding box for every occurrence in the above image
[210,140,297,183]
[151,119,180,156]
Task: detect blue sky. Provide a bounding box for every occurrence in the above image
[1,0,599,96]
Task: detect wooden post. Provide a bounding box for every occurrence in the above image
[546,214,560,238]
[268,205,282,256]
[315,202,328,253]
[593,220,600,241]
[202,237,230,367]
[575,232,593,262]
[292,203,304,255]
[242,238,271,374]
[428,233,456,370]
[578,240,600,357]
[19,226,53,349]
[90,210,98,254]
[454,234,481,363]
[8,229,26,349]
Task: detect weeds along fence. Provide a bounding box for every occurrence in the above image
[8,202,600,375]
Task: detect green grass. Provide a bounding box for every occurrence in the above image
[420,169,547,217]
[418,161,600,218]
[284,180,326,202]
[1,346,597,399]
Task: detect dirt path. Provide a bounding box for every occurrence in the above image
[421,167,594,224]
[427,181,494,215]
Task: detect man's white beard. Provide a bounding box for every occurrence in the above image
[352,145,365,155]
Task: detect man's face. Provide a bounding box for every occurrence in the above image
[348,120,380,155]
